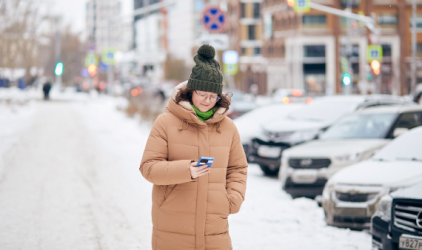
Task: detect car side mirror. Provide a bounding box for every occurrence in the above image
[393,127,409,138]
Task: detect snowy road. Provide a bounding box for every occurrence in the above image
[0,95,371,250]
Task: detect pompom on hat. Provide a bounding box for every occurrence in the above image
[187,44,223,95]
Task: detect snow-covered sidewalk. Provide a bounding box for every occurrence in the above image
[0,93,371,249]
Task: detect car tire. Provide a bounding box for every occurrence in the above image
[259,164,279,176]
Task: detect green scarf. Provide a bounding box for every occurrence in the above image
[191,104,217,121]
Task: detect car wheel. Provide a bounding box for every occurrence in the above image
[259,164,279,176]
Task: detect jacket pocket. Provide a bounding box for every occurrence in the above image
[161,184,177,207]
[224,189,231,215]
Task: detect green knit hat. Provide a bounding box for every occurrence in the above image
[187,44,223,94]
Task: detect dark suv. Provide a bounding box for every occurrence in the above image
[371,183,422,250]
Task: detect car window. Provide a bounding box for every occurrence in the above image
[392,112,422,130]
[320,113,397,139]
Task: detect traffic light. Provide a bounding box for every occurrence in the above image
[371,60,381,75]
[286,0,295,8]
[342,73,351,86]
[87,64,97,76]
[54,62,64,76]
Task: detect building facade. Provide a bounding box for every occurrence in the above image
[261,0,422,95]
[225,0,267,94]
[86,0,122,54]
[131,0,210,82]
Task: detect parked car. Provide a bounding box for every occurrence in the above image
[280,105,422,199]
[371,182,422,250]
[234,103,304,157]
[227,89,257,119]
[248,95,414,176]
[322,126,422,230]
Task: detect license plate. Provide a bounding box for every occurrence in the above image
[291,170,318,183]
[257,145,281,158]
[399,235,422,250]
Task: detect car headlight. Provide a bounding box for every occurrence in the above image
[375,194,393,222]
[289,129,320,144]
[334,152,361,163]
[322,181,334,200]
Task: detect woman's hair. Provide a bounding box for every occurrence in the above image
[175,87,232,110]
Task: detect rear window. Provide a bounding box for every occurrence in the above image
[320,113,396,139]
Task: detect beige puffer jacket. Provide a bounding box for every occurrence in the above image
[140,81,248,250]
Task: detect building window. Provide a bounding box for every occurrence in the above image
[382,44,392,57]
[254,47,261,55]
[410,14,422,29]
[241,47,246,55]
[340,45,359,57]
[253,3,260,19]
[417,43,422,56]
[302,15,326,26]
[248,25,256,40]
[339,0,361,8]
[304,45,326,57]
[134,0,144,9]
[241,3,246,18]
[378,14,397,28]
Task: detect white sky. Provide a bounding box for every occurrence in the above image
[49,0,133,34]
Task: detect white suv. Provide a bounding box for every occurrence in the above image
[280,105,422,199]
[322,126,422,229]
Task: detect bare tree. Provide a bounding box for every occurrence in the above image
[0,0,48,85]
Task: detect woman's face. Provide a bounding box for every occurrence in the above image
[192,90,219,112]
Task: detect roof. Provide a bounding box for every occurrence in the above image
[314,94,408,103]
[355,104,422,114]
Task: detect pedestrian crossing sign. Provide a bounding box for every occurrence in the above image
[294,0,310,12]
[85,54,99,67]
[102,48,117,65]
[367,45,383,63]
[224,64,238,75]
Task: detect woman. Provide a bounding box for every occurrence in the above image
[140,44,248,250]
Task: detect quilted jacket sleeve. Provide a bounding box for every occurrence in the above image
[226,124,248,214]
[140,114,193,185]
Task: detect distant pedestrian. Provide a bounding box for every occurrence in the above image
[42,81,52,100]
[140,44,248,250]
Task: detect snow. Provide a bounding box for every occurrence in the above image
[373,126,422,161]
[0,88,37,176]
[329,160,422,187]
[0,90,371,249]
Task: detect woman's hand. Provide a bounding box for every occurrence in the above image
[190,162,211,179]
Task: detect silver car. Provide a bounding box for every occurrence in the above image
[322,126,422,230]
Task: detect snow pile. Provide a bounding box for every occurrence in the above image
[0,88,36,176]
[230,165,371,250]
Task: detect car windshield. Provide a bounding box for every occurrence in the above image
[373,127,422,161]
[320,113,397,140]
[288,100,360,123]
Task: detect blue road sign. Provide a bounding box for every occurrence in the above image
[99,61,109,72]
[201,6,227,33]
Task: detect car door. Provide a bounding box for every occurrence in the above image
[387,112,422,138]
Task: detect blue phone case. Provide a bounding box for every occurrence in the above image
[196,157,214,167]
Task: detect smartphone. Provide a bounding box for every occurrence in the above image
[196,157,214,167]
